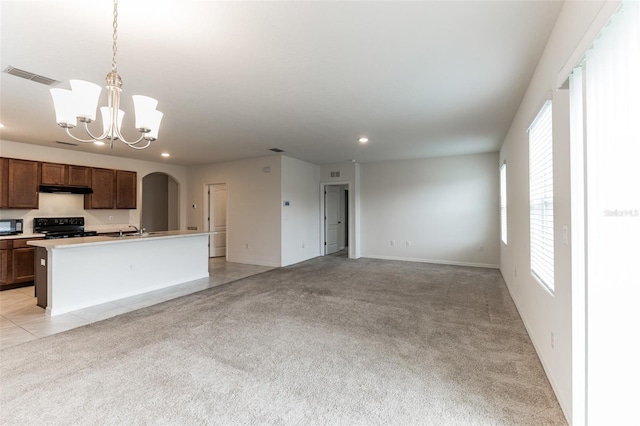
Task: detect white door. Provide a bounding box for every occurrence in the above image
[325,185,340,255]
[208,184,227,257]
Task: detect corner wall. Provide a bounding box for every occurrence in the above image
[281,156,321,266]
[187,156,283,267]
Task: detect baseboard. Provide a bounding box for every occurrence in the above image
[364,255,500,269]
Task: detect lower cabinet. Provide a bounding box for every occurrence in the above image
[0,238,40,291]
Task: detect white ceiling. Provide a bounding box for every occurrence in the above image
[0,1,563,166]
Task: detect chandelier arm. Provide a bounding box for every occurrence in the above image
[84,121,110,141]
[113,125,147,146]
[64,127,101,144]
[121,139,152,150]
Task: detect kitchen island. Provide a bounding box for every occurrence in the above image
[28,231,210,316]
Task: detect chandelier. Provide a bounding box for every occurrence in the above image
[50,0,162,150]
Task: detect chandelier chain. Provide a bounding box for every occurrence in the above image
[112,0,118,72]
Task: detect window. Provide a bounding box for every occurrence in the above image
[529,101,554,292]
[500,162,507,244]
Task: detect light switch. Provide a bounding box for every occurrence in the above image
[40,259,46,266]
[563,225,569,245]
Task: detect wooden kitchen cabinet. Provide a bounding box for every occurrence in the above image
[41,162,91,187]
[85,168,115,209]
[115,170,137,209]
[0,242,9,285]
[0,158,39,209]
[84,168,136,209]
[12,243,35,283]
[68,165,91,187]
[40,162,67,185]
[0,238,40,290]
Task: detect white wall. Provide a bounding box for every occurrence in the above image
[360,153,499,268]
[187,155,283,267]
[499,1,609,422]
[280,156,321,266]
[0,140,188,232]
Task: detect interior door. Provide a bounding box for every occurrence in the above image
[208,184,227,257]
[325,185,340,255]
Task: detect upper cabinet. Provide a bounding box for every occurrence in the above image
[85,168,115,209]
[40,162,66,185]
[0,158,135,210]
[41,162,91,187]
[84,168,137,209]
[0,158,39,209]
[115,170,137,209]
[68,165,91,187]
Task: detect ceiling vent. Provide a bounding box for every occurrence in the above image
[330,171,341,178]
[269,148,284,153]
[3,66,60,86]
[55,140,79,147]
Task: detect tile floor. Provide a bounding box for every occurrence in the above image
[0,258,274,349]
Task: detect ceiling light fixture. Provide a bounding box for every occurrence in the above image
[50,0,162,150]
[161,152,170,157]
[358,137,369,143]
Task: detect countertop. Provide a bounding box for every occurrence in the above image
[27,230,211,249]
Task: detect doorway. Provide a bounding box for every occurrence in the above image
[208,183,227,258]
[141,172,179,232]
[324,184,348,255]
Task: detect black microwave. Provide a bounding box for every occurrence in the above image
[0,219,23,236]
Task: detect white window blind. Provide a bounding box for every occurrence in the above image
[500,163,507,244]
[577,1,640,422]
[529,101,554,292]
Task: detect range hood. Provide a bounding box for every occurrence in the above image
[39,185,93,195]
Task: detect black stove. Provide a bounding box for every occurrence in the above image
[34,217,98,239]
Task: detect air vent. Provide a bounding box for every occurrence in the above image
[55,140,79,147]
[269,148,284,153]
[3,66,60,86]
[330,171,341,178]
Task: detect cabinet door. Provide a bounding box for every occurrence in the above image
[115,170,137,209]
[41,162,67,185]
[85,168,115,209]
[8,159,39,208]
[0,249,9,285]
[0,158,8,208]
[12,247,35,283]
[68,165,91,187]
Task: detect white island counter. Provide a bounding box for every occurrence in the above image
[28,231,210,316]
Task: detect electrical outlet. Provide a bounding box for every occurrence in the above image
[480,244,484,251]
[551,331,555,350]
[390,240,395,246]
[406,241,411,247]
[302,242,305,249]
[245,243,250,249]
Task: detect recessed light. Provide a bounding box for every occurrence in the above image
[94,141,105,146]
[358,137,369,143]
[0,123,4,128]
[161,152,170,157]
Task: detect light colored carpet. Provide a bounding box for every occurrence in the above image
[0,255,566,425]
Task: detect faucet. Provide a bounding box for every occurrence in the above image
[129,225,144,236]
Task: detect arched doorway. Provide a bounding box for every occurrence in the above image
[141,172,179,232]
